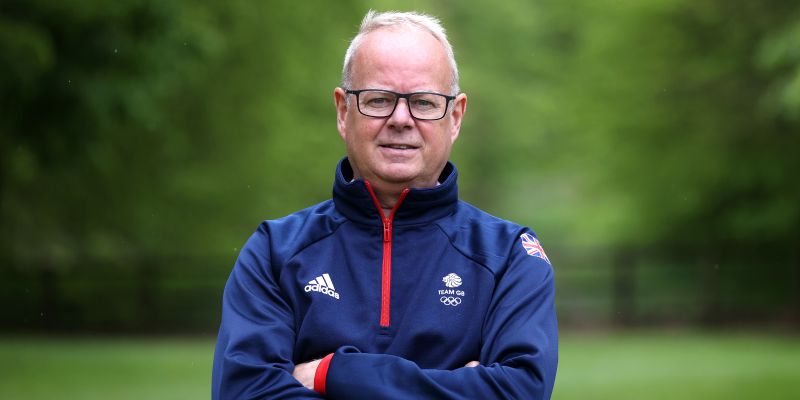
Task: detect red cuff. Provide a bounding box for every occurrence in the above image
[313,353,334,395]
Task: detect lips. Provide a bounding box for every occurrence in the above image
[380,144,419,150]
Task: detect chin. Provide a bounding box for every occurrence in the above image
[376,166,422,185]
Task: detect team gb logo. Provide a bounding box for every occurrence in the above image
[442,273,462,288]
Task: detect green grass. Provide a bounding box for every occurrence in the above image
[0,332,798,399]
[0,336,214,400]
[555,331,800,400]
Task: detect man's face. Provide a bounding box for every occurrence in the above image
[334,27,467,190]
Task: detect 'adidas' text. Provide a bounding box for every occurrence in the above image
[304,273,340,300]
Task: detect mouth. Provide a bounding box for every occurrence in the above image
[380,144,419,150]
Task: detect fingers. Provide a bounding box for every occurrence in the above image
[464,360,480,368]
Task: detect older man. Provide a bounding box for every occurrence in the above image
[212,10,558,399]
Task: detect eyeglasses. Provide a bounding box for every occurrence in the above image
[345,89,456,121]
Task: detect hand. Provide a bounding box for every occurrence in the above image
[292,358,322,390]
[465,361,480,367]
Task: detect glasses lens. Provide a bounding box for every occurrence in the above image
[358,90,397,117]
[409,93,448,120]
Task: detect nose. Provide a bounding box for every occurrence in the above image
[387,98,414,131]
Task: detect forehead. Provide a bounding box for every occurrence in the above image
[350,26,452,92]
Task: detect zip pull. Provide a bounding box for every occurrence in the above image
[383,219,391,242]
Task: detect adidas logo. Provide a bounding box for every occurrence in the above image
[304,273,340,300]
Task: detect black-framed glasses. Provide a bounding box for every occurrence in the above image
[345,89,456,120]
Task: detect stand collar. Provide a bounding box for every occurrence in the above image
[332,158,459,226]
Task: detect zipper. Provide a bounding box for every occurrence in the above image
[364,180,410,328]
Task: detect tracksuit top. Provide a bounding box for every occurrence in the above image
[212,158,558,399]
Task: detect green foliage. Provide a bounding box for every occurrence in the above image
[562,0,799,247]
[1,0,798,330]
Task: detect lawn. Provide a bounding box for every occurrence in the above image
[0,332,798,399]
[555,331,800,399]
[0,336,214,400]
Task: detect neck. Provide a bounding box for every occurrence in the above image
[364,180,409,217]
[361,176,444,217]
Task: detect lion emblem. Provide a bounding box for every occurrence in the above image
[442,273,462,288]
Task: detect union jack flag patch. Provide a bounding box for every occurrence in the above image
[520,233,550,264]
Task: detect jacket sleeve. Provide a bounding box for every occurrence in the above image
[212,224,324,400]
[317,238,559,400]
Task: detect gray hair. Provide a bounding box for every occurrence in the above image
[341,10,460,95]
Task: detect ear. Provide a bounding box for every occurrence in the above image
[334,87,349,141]
[449,93,467,144]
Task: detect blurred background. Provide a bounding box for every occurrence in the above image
[1,0,798,398]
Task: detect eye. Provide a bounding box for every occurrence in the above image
[411,96,439,110]
[366,97,391,106]
[361,92,396,109]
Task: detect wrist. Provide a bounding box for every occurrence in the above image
[313,353,334,394]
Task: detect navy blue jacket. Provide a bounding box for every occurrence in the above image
[212,159,558,399]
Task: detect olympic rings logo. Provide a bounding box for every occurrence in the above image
[440,296,462,306]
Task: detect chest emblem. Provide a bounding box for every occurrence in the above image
[438,272,465,307]
[442,273,462,288]
[304,273,340,300]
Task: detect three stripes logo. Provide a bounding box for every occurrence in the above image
[304,273,340,300]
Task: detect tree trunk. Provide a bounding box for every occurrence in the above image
[612,248,636,326]
[137,259,157,330]
[699,251,721,326]
[40,266,58,329]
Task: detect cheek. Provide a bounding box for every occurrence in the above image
[423,126,453,151]
[345,121,382,153]
[350,117,382,136]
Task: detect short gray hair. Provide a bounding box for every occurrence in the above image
[341,10,460,95]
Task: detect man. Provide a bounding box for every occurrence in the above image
[212,10,558,399]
